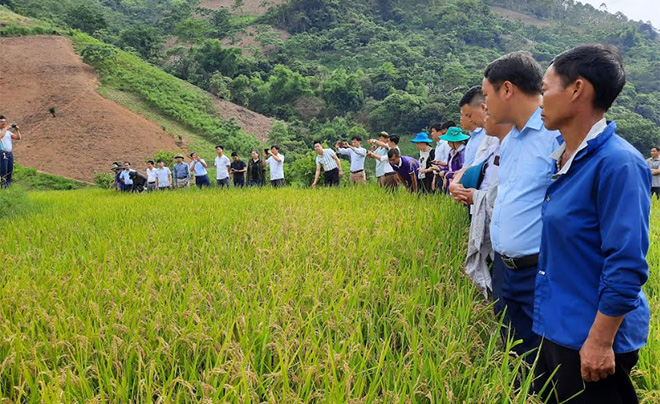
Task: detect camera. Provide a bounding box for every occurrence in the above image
[10,124,17,129]
[264,148,270,154]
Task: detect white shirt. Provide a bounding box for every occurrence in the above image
[338,147,367,172]
[190,159,208,177]
[478,142,500,192]
[214,155,231,180]
[119,169,135,185]
[267,154,285,180]
[418,149,431,179]
[550,118,607,179]
[146,168,157,183]
[475,135,500,166]
[315,149,338,171]
[1,130,14,152]
[434,140,451,164]
[155,167,171,187]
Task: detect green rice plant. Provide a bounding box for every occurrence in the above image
[0,188,657,403]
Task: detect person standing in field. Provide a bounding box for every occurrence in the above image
[387,148,420,193]
[647,146,660,199]
[460,86,500,165]
[429,122,454,192]
[173,154,190,188]
[312,140,343,188]
[0,116,21,187]
[119,162,136,192]
[111,162,124,191]
[411,132,436,194]
[337,136,367,184]
[449,118,512,299]
[263,145,285,187]
[189,152,210,189]
[247,150,265,187]
[534,44,650,404]
[436,127,468,190]
[214,145,231,188]
[230,152,247,188]
[366,131,396,188]
[482,51,561,362]
[154,159,172,190]
[145,160,157,192]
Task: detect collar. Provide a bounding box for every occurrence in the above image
[551,118,609,179]
[470,127,484,136]
[393,158,402,168]
[512,107,543,138]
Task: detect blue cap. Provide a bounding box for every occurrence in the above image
[411,132,433,144]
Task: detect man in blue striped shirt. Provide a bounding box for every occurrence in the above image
[482,51,561,362]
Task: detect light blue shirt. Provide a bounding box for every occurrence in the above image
[338,147,367,172]
[190,159,208,177]
[119,169,135,185]
[490,108,561,257]
[463,127,485,167]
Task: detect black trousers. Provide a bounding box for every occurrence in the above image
[323,168,340,186]
[651,187,660,200]
[534,339,639,404]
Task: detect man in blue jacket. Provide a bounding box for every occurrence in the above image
[535,44,651,403]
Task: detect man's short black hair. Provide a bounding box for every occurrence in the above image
[459,86,485,107]
[389,135,400,145]
[215,145,223,150]
[271,145,280,151]
[484,51,543,96]
[351,136,362,142]
[157,159,164,163]
[652,146,659,152]
[124,161,131,165]
[550,44,625,112]
[231,151,238,157]
[0,115,5,120]
[147,160,154,165]
[313,140,322,146]
[387,148,401,158]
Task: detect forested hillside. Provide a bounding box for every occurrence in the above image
[4,0,660,156]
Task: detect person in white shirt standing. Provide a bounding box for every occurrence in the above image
[145,160,157,192]
[214,145,231,187]
[189,152,210,188]
[263,145,286,187]
[312,140,343,188]
[367,131,397,188]
[154,159,172,190]
[336,136,367,184]
[0,116,22,188]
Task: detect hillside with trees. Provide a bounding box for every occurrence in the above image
[3,0,660,167]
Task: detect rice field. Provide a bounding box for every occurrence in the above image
[0,187,658,403]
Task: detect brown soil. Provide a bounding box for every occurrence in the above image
[490,6,553,28]
[199,0,284,15]
[223,25,290,57]
[0,36,183,183]
[214,98,272,142]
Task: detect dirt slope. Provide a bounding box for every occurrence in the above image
[0,36,182,182]
[199,0,284,15]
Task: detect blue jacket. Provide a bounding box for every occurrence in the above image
[533,121,651,353]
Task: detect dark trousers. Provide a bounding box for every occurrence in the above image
[1,151,14,187]
[323,168,340,186]
[123,184,134,192]
[217,177,230,187]
[652,187,660,200]
[249,180,263,187]
[195,175,210,188]
[535,339,639,404]
[271,178,286,188]
[233,178,245,187]
[494,253,540,362]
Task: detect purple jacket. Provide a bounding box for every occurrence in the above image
[440,146,465,183]
[391,156,420,189]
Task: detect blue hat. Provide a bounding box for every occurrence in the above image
[411,132,433,144]
[440,127,470,142]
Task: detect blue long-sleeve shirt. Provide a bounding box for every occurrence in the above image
[490,108,561,257]
[533,121,651,353]
[463,127,485,167]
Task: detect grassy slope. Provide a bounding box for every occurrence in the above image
[0,188,658,402]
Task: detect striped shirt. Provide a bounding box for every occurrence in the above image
[315,149,338,171]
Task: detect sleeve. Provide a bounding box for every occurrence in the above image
[354,147,367,157]
[337,148,349,156]
[597,156,651,316]
[214,158,218,167]
[280,155,285,162]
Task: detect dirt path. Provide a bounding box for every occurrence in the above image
[0,36,182,182]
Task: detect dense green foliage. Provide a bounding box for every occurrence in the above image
[0,188,658,402]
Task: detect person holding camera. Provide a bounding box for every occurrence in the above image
[0,116,22,187]
[119,162,136,192]
[262,145,285,187]
[336,136,367,184]
[189,152,210,189]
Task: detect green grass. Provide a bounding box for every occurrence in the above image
[0,188,657,402]
[12,164,88,191]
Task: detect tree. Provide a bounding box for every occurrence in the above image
[192,40,243,78]
[209,72,232,99]
[67,4,107,34]
[119,25,164,61]
[320,69,365,114]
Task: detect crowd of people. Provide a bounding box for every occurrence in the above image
[0,116,21,188]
